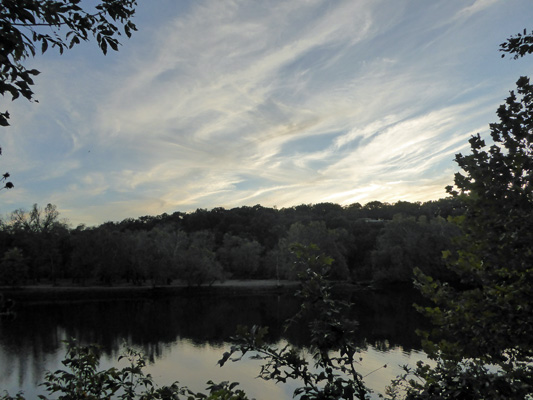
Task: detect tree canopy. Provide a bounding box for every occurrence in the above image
[500,28,533,59]
[403,75,533,399]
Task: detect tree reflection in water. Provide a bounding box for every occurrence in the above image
[0,287,429,398]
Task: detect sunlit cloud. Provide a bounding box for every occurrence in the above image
[1,0,532,225]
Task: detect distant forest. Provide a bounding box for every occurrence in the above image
[0,199,465,287]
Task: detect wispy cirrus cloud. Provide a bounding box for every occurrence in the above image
[1,0,532,225]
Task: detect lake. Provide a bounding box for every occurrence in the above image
[0,285,431,399]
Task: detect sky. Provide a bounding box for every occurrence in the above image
[2,0,533,226]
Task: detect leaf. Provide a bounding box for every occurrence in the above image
[100,39,107,55]
[0,116,10,127]
[218,352,231,367]
[108,38,119,52]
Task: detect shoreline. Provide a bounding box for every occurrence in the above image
[0,280,303,302]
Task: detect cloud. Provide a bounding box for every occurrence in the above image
[454,0,501,20]
[1,0,532,225]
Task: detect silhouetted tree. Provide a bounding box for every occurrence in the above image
[404,76,533,399]
[0,247,27,287]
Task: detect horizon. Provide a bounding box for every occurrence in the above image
[2,197,457,229]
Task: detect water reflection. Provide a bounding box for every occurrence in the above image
[0,288,429,398]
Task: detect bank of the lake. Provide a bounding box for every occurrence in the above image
[0,280,308,302]
[0,279,383,303]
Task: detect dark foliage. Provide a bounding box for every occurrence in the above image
[400,77,533,399]
[500,28,533,59]
[0,198,464,287]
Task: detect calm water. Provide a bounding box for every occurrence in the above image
[0,288,430,399]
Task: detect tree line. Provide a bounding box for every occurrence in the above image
[0,198,464,287]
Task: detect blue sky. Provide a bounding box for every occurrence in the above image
[2,0,533,226]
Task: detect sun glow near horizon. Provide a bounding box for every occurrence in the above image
[2,0,533,226]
